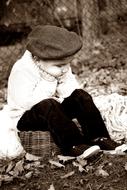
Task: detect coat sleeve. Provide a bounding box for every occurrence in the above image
[7,68,55,110]
[56,67,80,99]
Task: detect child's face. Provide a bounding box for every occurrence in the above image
[39,57,73,77]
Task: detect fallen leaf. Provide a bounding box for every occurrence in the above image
[57,155,75,163]
[49,160,65,168]
[6,161,15,173]
[0,174,3,181]
[0,175,13,183]
[12,160,24,176]
[60,171,75,179]
[125,163,127,171]
[77,157,87,167]
[25,171,33,179]
[33,169,41,177]
[0,165,6,174]
[85,165,94,172]
[24,163,31,170]
[38,164,45,169]
[96,166,109,177]
[73,161,85,172]
[31,161,41,167]
[104,150,125,155]
[25,153,41,161]
[24,161,43,170]
[48,184,55,190]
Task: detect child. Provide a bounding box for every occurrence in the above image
[7,25,120,157]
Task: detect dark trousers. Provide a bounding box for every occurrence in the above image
[17,89,110,153]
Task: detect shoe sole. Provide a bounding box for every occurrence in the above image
[78,145,100,159]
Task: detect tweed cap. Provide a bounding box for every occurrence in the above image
[27,25,82,60]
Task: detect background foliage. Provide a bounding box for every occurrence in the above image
[0,0,127,87]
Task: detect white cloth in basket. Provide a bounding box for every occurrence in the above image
[0,105,24,159]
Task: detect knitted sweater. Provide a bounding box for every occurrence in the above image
[7,50,79,129]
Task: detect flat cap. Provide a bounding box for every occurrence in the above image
[27,25,82,60]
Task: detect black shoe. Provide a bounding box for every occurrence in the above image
[92,137,121,150]
[63,144,100,158]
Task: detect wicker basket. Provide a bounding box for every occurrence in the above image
[19,131,60,158]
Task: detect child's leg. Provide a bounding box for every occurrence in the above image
[17,99,51,131]
[61,89,110,141]
[17,98,84,154]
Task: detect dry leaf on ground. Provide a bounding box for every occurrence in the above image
[48,184,55,190]
[124,163,127,171]
[95,166,109,177]
[60,171,75,179]
[73,161,85,172]
[57,155,75,163]
[25,153,41,161]
[49,160,65,168]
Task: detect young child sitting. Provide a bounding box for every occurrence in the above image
[7,25,121,157]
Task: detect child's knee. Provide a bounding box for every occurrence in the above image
[35,98,59,109]
[71,89,92,101]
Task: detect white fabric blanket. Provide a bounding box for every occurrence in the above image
[94,93,127,142]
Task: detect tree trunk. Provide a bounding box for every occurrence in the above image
[0,0,7,20]
[80,0,100,60]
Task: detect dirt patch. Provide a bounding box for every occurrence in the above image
[0,153,127,190]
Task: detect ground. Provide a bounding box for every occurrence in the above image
[0,23,127,190]
[0,153,127,190]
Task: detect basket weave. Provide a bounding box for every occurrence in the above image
[19,131,60,158]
